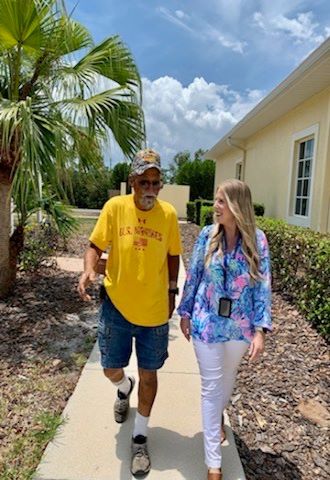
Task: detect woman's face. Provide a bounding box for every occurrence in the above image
[214,189,236,227]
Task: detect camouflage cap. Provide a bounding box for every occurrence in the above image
[131,148,162,175]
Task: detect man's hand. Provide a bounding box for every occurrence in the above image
[248,331,265,362]
[78,244,103,301]
[78,270,96,301]
[168,293,176,319]
[180,317,190,342]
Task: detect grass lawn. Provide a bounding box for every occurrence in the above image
[75,217,97,236]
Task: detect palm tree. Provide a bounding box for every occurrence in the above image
[0,0,145,297]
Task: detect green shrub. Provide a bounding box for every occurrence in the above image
[253,203,265,216]
[195,199,214,225]
[19,223,59,272]
[257,217,330,339]
[200,206,214,227]
[186,202,196,222]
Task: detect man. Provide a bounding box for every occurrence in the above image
[78,148,182,476]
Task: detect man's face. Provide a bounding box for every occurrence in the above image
[132,168,162,210]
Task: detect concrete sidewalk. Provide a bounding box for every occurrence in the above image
[34,258,246,480]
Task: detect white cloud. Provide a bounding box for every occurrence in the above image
[141,76,265,165]
[157,6,247,54]
[221,37,246,54]
[175,10,186,19]
[199,21,247,54]
[253,10,326,44]
[253,12,267,30]
[274,12,324,42]
[157,6,193,33]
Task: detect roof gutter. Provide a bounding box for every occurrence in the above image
[209,38,330,159]
[226,137,246,180]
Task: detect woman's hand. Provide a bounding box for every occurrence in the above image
[248,331,265,362]
[180,317,191,342]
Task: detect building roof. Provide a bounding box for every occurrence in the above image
[206,38,330,159]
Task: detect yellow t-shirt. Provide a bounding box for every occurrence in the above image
[89,194,182,326]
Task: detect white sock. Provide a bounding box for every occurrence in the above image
[113,375,131,396]
[133,412,149,439]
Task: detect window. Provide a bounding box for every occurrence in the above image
[235,161,243,180]
[294,137,314,217]
[287,124,318,228]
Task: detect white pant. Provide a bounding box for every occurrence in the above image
[193,339,249,469]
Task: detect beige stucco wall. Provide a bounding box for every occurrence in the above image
[214,150,244,189]
[215,86,330,232]
[121,183,190,219]
[158,184,190,219]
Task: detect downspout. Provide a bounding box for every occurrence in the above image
[226,136,246,180]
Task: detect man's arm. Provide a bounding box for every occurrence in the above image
[78,243,103,301]
[167,254,180,318]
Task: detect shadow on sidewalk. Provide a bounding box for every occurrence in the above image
[115,414,204,479]
[235,434,302,480]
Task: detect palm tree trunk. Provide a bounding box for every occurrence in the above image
[0,181,16,298]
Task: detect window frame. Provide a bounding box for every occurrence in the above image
[235,159,244,180]
[287,124,318,227]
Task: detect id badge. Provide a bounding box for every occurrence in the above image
[218,298,232,318]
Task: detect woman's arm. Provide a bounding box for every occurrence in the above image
[252,230,272,331]
[177,226,210,319]
[249,230,272,361]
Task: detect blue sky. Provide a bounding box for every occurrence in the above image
[66,0,330,166]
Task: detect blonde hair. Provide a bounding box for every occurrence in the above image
[205,179,261,280]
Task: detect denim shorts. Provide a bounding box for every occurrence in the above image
[98,295,169,370]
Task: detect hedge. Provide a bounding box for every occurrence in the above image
[257,218,330,339]
[195,199,214,225]
[187,200,265,225]
[254,203,265,216]
[200,206,214,227]
[186,202,195,222]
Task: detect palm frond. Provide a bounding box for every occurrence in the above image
[0,100,22,151]
[100,97,145,158]
[0,0,50,53]
[74,36,142,93]
[41,194,79,237]
[56,16,93,55]
[0,1,145,179]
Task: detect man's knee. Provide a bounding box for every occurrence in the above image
[139,369,157,388]
[103,367,123,382]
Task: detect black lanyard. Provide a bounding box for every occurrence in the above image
[222,236,240,294]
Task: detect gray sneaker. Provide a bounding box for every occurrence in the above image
[130,435,151,477]
[114,376,135,423]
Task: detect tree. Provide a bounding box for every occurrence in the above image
[0,0,145,297]
[13,170,79,237]
[167,150,190,183]
[110,162,130,190]
[173,149,215,200]
[68,166,112,208]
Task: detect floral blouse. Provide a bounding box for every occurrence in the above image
[177,225,272,343]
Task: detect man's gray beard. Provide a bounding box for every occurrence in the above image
[141,196,156,210]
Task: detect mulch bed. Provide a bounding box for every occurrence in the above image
[0,222,328,479]
[0,268,101,475]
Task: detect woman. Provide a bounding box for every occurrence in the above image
[177,179,272,480]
